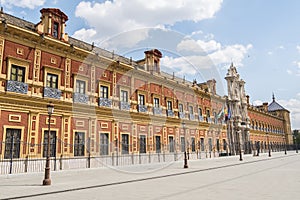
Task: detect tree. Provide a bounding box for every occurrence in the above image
[293,130,300,144]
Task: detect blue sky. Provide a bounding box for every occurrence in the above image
[1,0,300,129]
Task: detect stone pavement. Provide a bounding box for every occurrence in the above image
[0,151,299,200]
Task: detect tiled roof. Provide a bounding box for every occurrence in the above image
[1,12,134,66]
[268,99,286,112]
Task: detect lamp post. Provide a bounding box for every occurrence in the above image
[182,121,188,168]
[293,135,298,153]
[238,122,246,161]
[283,135,287,155]
[267,133,271,157]
[43,102,54,186]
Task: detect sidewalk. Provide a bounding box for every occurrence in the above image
[0,151,299,200]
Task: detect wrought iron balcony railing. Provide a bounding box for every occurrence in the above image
[44,87,61,99]
[99,97,112,107]
[179,112,185,119]
[167,110,174,117]
[138,104,147,113]
[120,101,130,110]
[73,92,89,104]
[6,80,28,94]
[153,107,162,115]
[189,114,195,121]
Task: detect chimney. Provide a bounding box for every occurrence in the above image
[263,102,268,112]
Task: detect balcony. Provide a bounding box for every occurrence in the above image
[198,116,204,122]
[189,114,195,121]
[99,97,112,107]
[44,87,61,99]
[179,112,185,119]
[120,101,130,110]
[6,80,28,94]
[153,107,162,115]
[207,117,212,123]
[138,104,147,113]
[73,92,89,104]
[167,110,174,117]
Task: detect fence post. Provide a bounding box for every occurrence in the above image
[9,136,14,174]
[87,137,91,168]
[54,134,57,171]
[131,152,134,165]
[24,155,28,173]
[59,154,63,170]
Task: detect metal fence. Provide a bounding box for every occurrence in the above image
[1,140,297,175]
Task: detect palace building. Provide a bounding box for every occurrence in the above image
[0,8,292,172]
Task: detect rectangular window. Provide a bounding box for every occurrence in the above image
[223,139,227,151]
[121,90,128,102]
[189,106,194,114]
[53,22,59,38]
[4,129,21,159]
[100,85,109,98]
[198,108,202,116]
[206,110,210,118]
[179,103,184,112]
[155,136,161,153]
[122,134,129,154]
[74,132,85,156]
[191,137,196,152]
[200,138,204,151]
[216,139,220,152]
[167,101,172,110]
[11,65,25,82]
[138,94,145,105]
[154,98,160,108]
[76,80,86,94]
[208,138,212,151]
[100,133,109,155]
[154,60,158,72]
[47,73,58,89]
[169,136,174,153]
[181,137,185,152]
[139,135,146,153]
[43,131,56,157]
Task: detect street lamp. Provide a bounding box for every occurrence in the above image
[267,133,271,157]
[293,135,298,153]
[182,121,188,168]
[283,135,287,155]
[239,122,246,161]
[43,102,54,186]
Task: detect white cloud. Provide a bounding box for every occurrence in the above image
[253,100,263,106]
[72,28,97,44]
[287,69,293,75]
[74,0,223,46]
[1,0,45,9]
[177,38,252,67]
[297,45,300,53]
[267,51,273,55]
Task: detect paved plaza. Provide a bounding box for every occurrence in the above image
[0,152,299,200]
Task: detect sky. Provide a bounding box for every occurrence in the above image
[0,0,300,129]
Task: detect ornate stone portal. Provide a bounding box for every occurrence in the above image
[225,64,251,155]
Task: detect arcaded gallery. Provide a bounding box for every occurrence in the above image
[0,8,292,174]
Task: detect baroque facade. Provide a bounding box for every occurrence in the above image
[0,8,227,162]
[0,8,291,167]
